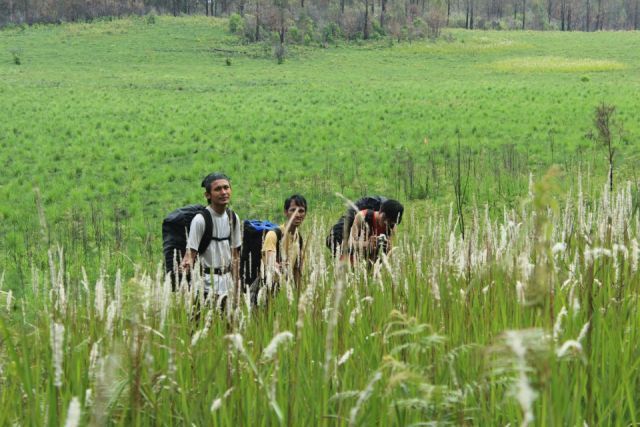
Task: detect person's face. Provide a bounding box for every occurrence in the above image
[378,212,397,235]
[206,179,232,208]
[285,200,306,229]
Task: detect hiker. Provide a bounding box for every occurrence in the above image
[180,173,241,302]
[261,194,307,294]
[347,199,404,264]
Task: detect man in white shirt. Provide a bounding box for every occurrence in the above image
[181,173,241,300]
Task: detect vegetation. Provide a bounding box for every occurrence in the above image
[1,0,639,34]
[0,17,639,424]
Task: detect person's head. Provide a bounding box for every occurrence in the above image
[201,172,232,212]
[284,194,307,231]
[378,199,403,234]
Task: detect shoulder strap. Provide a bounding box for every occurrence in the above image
[226,208,237,239]
[297,234,304,267]
[205,208,238,242]
[364,209,375,228]
[226,208,236,228]
[198,208,213,254]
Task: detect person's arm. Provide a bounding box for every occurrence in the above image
[295,235,304,288]
[348,212,376,257]
[181,214,205,271]
[181,248,198,272]
[231,247,240,286]
[230,213,242,287]
[262,230,279,287]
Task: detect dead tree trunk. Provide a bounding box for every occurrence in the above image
[364,0,370,38]
[466,0,470,27]
[595,0,603,29]
[255,0,260,40]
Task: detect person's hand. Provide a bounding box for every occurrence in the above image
[180,256,192,273]
[376,234,388,253]
[368,236,378,252]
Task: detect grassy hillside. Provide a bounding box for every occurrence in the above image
[2,18,640,283]
[1,18,640,425]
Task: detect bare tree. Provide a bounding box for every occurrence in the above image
[451,132,471,240]
[255,0,261,40]
[587,103,619,192]
[595,0,603,29]
[363,0,370,38]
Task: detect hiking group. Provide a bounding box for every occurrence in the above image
[162,172,404,307]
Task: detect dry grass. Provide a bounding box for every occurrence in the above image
[489,56,626,72]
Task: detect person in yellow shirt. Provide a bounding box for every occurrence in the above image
[262,195,307,293]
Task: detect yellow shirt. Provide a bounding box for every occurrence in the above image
[262,226,303,279]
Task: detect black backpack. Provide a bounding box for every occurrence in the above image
[162,205,236,282]
[325,195,387,254]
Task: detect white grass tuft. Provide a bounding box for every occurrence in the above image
[261,331,294,362]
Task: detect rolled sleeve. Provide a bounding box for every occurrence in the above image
[186,214,206,251]
[230,213,242,249]
[262,230,278,253]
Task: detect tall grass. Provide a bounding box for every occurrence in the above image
[1,173,639,425]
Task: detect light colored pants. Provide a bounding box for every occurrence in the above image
[204,272,233,296]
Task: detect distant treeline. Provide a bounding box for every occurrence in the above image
[0,0,638,35]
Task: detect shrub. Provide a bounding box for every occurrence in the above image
[322,21,341,43]
[288,26,301,44]
[10,49,21,65]
[229,13,244,35]
[242,15,259,42]
[426,9,446,39]
[145,13,156,25]
[412,17,428,38]
[304,33,314,45]
[372,20,386,37]
[273,42,286,64]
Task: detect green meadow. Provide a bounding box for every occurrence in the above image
[1,16,640,425]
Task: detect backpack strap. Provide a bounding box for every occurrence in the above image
[227,208,237,231]
[197,207,213,254]
[364,209,376,229]
[201,208,238,246]
[297,234,304,268]
[208,208,237,242]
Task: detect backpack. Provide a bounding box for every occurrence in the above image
[240,220,304,288]
[162,204,237,283]
[240,220,283,289]
[325,195,387,254]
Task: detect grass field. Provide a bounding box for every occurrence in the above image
[1,16,640,425]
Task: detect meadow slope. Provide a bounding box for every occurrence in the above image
[0,17,640,425]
